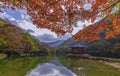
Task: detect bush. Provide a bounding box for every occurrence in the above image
[111,46,120,56]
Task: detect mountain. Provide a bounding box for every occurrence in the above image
[47,40,65,47]
[59,37,89,48]
[0,19,40,54]
[59,37,80,47]
[36,34,72,47]
[0,8,72,44]
[60,38,75,46]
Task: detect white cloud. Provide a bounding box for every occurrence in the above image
[72,20,92,35]
[0,2,102,43]
[61,5,67,12]
[0,7,71,43]
[36,33,71,43]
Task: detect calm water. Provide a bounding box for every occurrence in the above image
[26,57,120,76]
[26,58,77,76]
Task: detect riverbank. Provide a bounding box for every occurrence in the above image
[82,56,120,69]
[101,61,120,69]
[58,56,120,76]
[83,55,120,69]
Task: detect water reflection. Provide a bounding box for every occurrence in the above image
[26,59,77,76]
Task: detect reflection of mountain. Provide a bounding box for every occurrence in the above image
[47,40,65,47]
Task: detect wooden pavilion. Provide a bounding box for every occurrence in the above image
[68,44,88,56]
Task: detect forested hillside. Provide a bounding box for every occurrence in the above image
[58,37,120,58]
[0,19,39,55]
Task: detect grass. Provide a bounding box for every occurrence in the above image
[0,20,6,27]
[79,60,120,76]
[0,56,51,76]
[58,56,120,76]
[0,53,7,60]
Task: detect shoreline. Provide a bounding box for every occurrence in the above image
[101,61,120,69]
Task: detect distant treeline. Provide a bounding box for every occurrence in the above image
[56,37,120,58]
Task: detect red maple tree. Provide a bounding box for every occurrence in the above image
[0,0,120,41]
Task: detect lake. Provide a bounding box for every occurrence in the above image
[0,56,120,76]
[26,56,120,76]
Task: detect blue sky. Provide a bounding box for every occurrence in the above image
[0,8,72,43]
[0,3,96,43]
